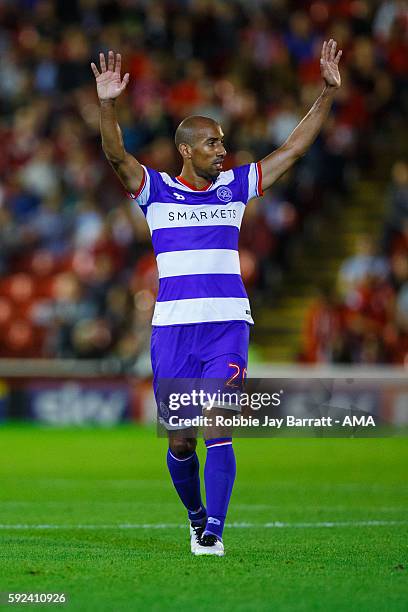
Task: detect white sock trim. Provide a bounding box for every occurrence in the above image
[189,506,203,515]
[168,450,195,462]
[206,441,232,449]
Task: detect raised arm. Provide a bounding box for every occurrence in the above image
[259,39,342,192]
[91,51,144,194]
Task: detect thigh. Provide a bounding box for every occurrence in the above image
[199,321,250,366]
[200,321,249,384]
[151,325,201,430]
[201,352,247,414]
[200,322,249,411]
[151,325,200,380]
[201,352,247,388]
[201,354,248,440]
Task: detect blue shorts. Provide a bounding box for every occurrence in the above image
[151,321,250,428]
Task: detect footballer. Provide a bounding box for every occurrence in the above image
[91,40,342,556]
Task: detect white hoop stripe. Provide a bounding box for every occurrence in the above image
[156,249,241,278]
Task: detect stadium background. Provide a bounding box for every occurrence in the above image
[0,0,407,423]
[0,0,406,362]
[0,2,407,610]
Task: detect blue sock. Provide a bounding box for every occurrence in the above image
[204,438,236,540]
[166,449,206,524]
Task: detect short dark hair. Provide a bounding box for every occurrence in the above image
[174,115,220,149]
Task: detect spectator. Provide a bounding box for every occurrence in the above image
[382,160,408,253]
[0,0,406,363]
[338,234,389,299]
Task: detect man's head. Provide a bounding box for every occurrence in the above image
[174,116,227,181]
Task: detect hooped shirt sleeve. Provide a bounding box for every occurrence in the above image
[127,165,162,211]
[233,162,264,204]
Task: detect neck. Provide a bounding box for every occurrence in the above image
[178,167,212,190]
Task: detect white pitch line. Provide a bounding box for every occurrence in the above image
[0,520,407,530]
[2,502,406,514]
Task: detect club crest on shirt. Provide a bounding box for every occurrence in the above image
[216,186,233,202]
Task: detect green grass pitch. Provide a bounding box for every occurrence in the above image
[0,424,407,611]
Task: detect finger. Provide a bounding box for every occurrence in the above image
[120,73,130,91]
[326,40,332,62]
[115,53,121,74]
[108,50,114,71]
[335,49,343,64]
[325,39,332,61]
[322,40,326,62]
[330,40,337,62]
[99,52,106,72]
[91,62,100,78]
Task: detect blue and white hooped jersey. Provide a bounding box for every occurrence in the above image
[129,163,263,326]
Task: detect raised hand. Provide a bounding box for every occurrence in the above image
[91,51,130,101]
[320,39,342,89]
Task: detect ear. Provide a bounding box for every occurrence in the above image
[179,143,192,159]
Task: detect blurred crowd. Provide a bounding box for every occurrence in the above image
[0,0,406,362]
[302,159,408,365]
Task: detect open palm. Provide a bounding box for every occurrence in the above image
[91,51,129,101]
[320,39,342,89]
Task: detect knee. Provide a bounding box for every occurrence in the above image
[169,437,197,459]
